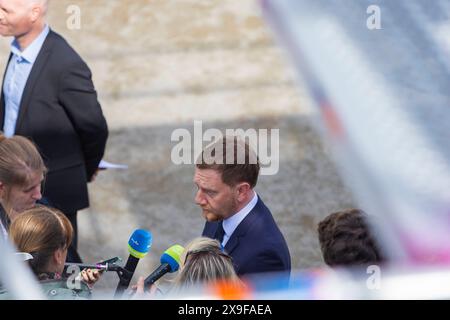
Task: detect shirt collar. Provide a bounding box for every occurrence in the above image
[11,24,50,63]
[222,191,258,237]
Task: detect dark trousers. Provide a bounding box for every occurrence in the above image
[66,212,83,263]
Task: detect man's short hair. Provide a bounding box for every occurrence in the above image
[318,209,384,267]
[196,136,260,188]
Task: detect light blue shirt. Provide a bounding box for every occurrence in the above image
[2,25,49,137]
[222,191,258,247]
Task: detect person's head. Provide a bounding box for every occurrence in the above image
[194,136,259,222]
[0,134,46,219]
[173,237,239,290]
[318,208,384,267]
[0,0,48,45]
[9,205,72,277]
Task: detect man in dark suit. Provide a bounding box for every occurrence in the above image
[195,136,291,278]
[0,0,108,262]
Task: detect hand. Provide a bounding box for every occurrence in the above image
[129,276,157,299]
[81,268,102,287]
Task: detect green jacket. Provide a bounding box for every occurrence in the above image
[40,279,92,300]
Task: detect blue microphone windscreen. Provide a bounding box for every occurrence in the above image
[128,229,152,258]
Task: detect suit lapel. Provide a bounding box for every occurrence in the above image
[15,32,53,133]
[0,53,13,129]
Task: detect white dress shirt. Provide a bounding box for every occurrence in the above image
[0,220,8,241]
[3,25,49,137]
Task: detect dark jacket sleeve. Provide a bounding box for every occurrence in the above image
[57,58,108,180]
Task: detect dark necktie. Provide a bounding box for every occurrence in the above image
[214,221,225,244]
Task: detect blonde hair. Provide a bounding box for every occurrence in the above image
[0,134,46,209]
[172,237,240,290]
[9,205,73,276]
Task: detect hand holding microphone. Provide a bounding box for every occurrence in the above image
[130,244,184,298]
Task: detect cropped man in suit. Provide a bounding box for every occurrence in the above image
[0,0,108,262]
[195,136,291,278]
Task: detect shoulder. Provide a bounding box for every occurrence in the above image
[46,30,87,68]
[202,221,219,238]
[241,198,290,251]
[0,280,91,300]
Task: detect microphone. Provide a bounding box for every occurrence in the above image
[64,257,122,273]
[114,229,152,297]
[144,244,184,289]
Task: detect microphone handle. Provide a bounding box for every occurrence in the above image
[144,263,171,287]
[115,255,139,297]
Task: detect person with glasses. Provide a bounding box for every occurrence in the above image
[6,205,101,299]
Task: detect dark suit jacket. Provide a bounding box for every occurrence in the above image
[202,196,291,278]
[0,204,9,233]
[0,30,108,214]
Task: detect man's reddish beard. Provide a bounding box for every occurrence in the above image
[0,25,11,35]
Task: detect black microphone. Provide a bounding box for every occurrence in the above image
[144,244,184,288]
[114,230,152,298]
